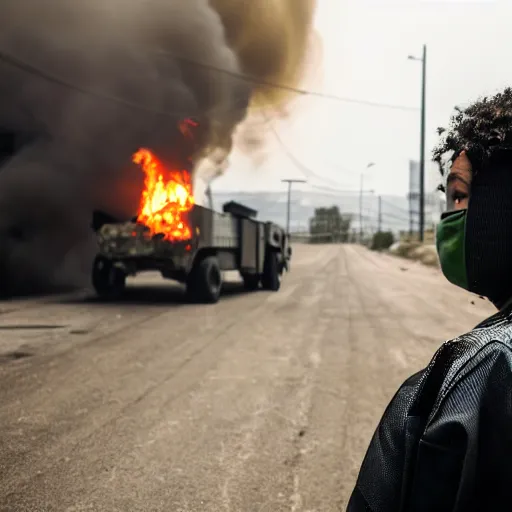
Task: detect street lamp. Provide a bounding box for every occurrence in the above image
[408,44,427,242]
[359,162,375,242]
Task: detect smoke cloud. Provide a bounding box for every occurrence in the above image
[0,0,317,295]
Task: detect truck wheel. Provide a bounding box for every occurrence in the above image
[92,256,126,299]
[189,256,222,303]
[241,273,260,291]
[261,250,281,291]
[185,273,198,301]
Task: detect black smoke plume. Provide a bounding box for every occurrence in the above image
[0,0,317,295]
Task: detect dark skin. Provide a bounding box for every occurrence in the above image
[446,150,471,212]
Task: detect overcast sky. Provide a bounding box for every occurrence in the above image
[212,0,511,198]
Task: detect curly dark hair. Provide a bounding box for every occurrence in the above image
[432,87,512,175]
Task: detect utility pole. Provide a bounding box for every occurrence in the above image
[409,203,413,237]
[359,162,375,243]
[408,44,427,242]
[359,174,364,242]
[419,44,426,242]
[378,195,382,232]
[281,179,306,235]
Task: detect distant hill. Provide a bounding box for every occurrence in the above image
[210,189,442,234]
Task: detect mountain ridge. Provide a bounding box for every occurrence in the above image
[210,189,442,233]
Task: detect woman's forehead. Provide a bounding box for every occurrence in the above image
[451,150,472,173]
[441,150,472,189]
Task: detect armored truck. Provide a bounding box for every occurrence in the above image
[90,201,291,303]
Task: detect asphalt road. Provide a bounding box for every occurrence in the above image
[0,244,495,511]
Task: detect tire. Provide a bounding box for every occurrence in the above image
[241,272,260,291]
[261,250,281,291]
[92,256,126,299]
[187,256,222,303]
[185,273,198,301]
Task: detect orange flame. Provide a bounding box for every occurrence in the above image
[132,148,194,241]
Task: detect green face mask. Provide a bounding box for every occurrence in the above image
[436,209,468,290]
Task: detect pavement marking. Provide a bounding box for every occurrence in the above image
[290,474,302,511]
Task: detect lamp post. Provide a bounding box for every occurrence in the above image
[408,44,427,242]
[359,162,375,242]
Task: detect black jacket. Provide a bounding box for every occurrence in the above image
[347,306,512,511]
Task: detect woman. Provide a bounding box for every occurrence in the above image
[347,88,512,511]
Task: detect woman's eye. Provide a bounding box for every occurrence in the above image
[452,192,467,205]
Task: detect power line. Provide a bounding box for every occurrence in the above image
[309,183,371,195]
[264,117,365,190]
[267,121,330,183]
[265,117,391,196]
[363,205,409,223]
[0,47,249,118]
[171,52,419,111]
[380,198,410,215]
[381,211,410,223]
[0,45,419,117]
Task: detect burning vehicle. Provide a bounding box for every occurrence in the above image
[91,135,291,303]
[0,0,317,298]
